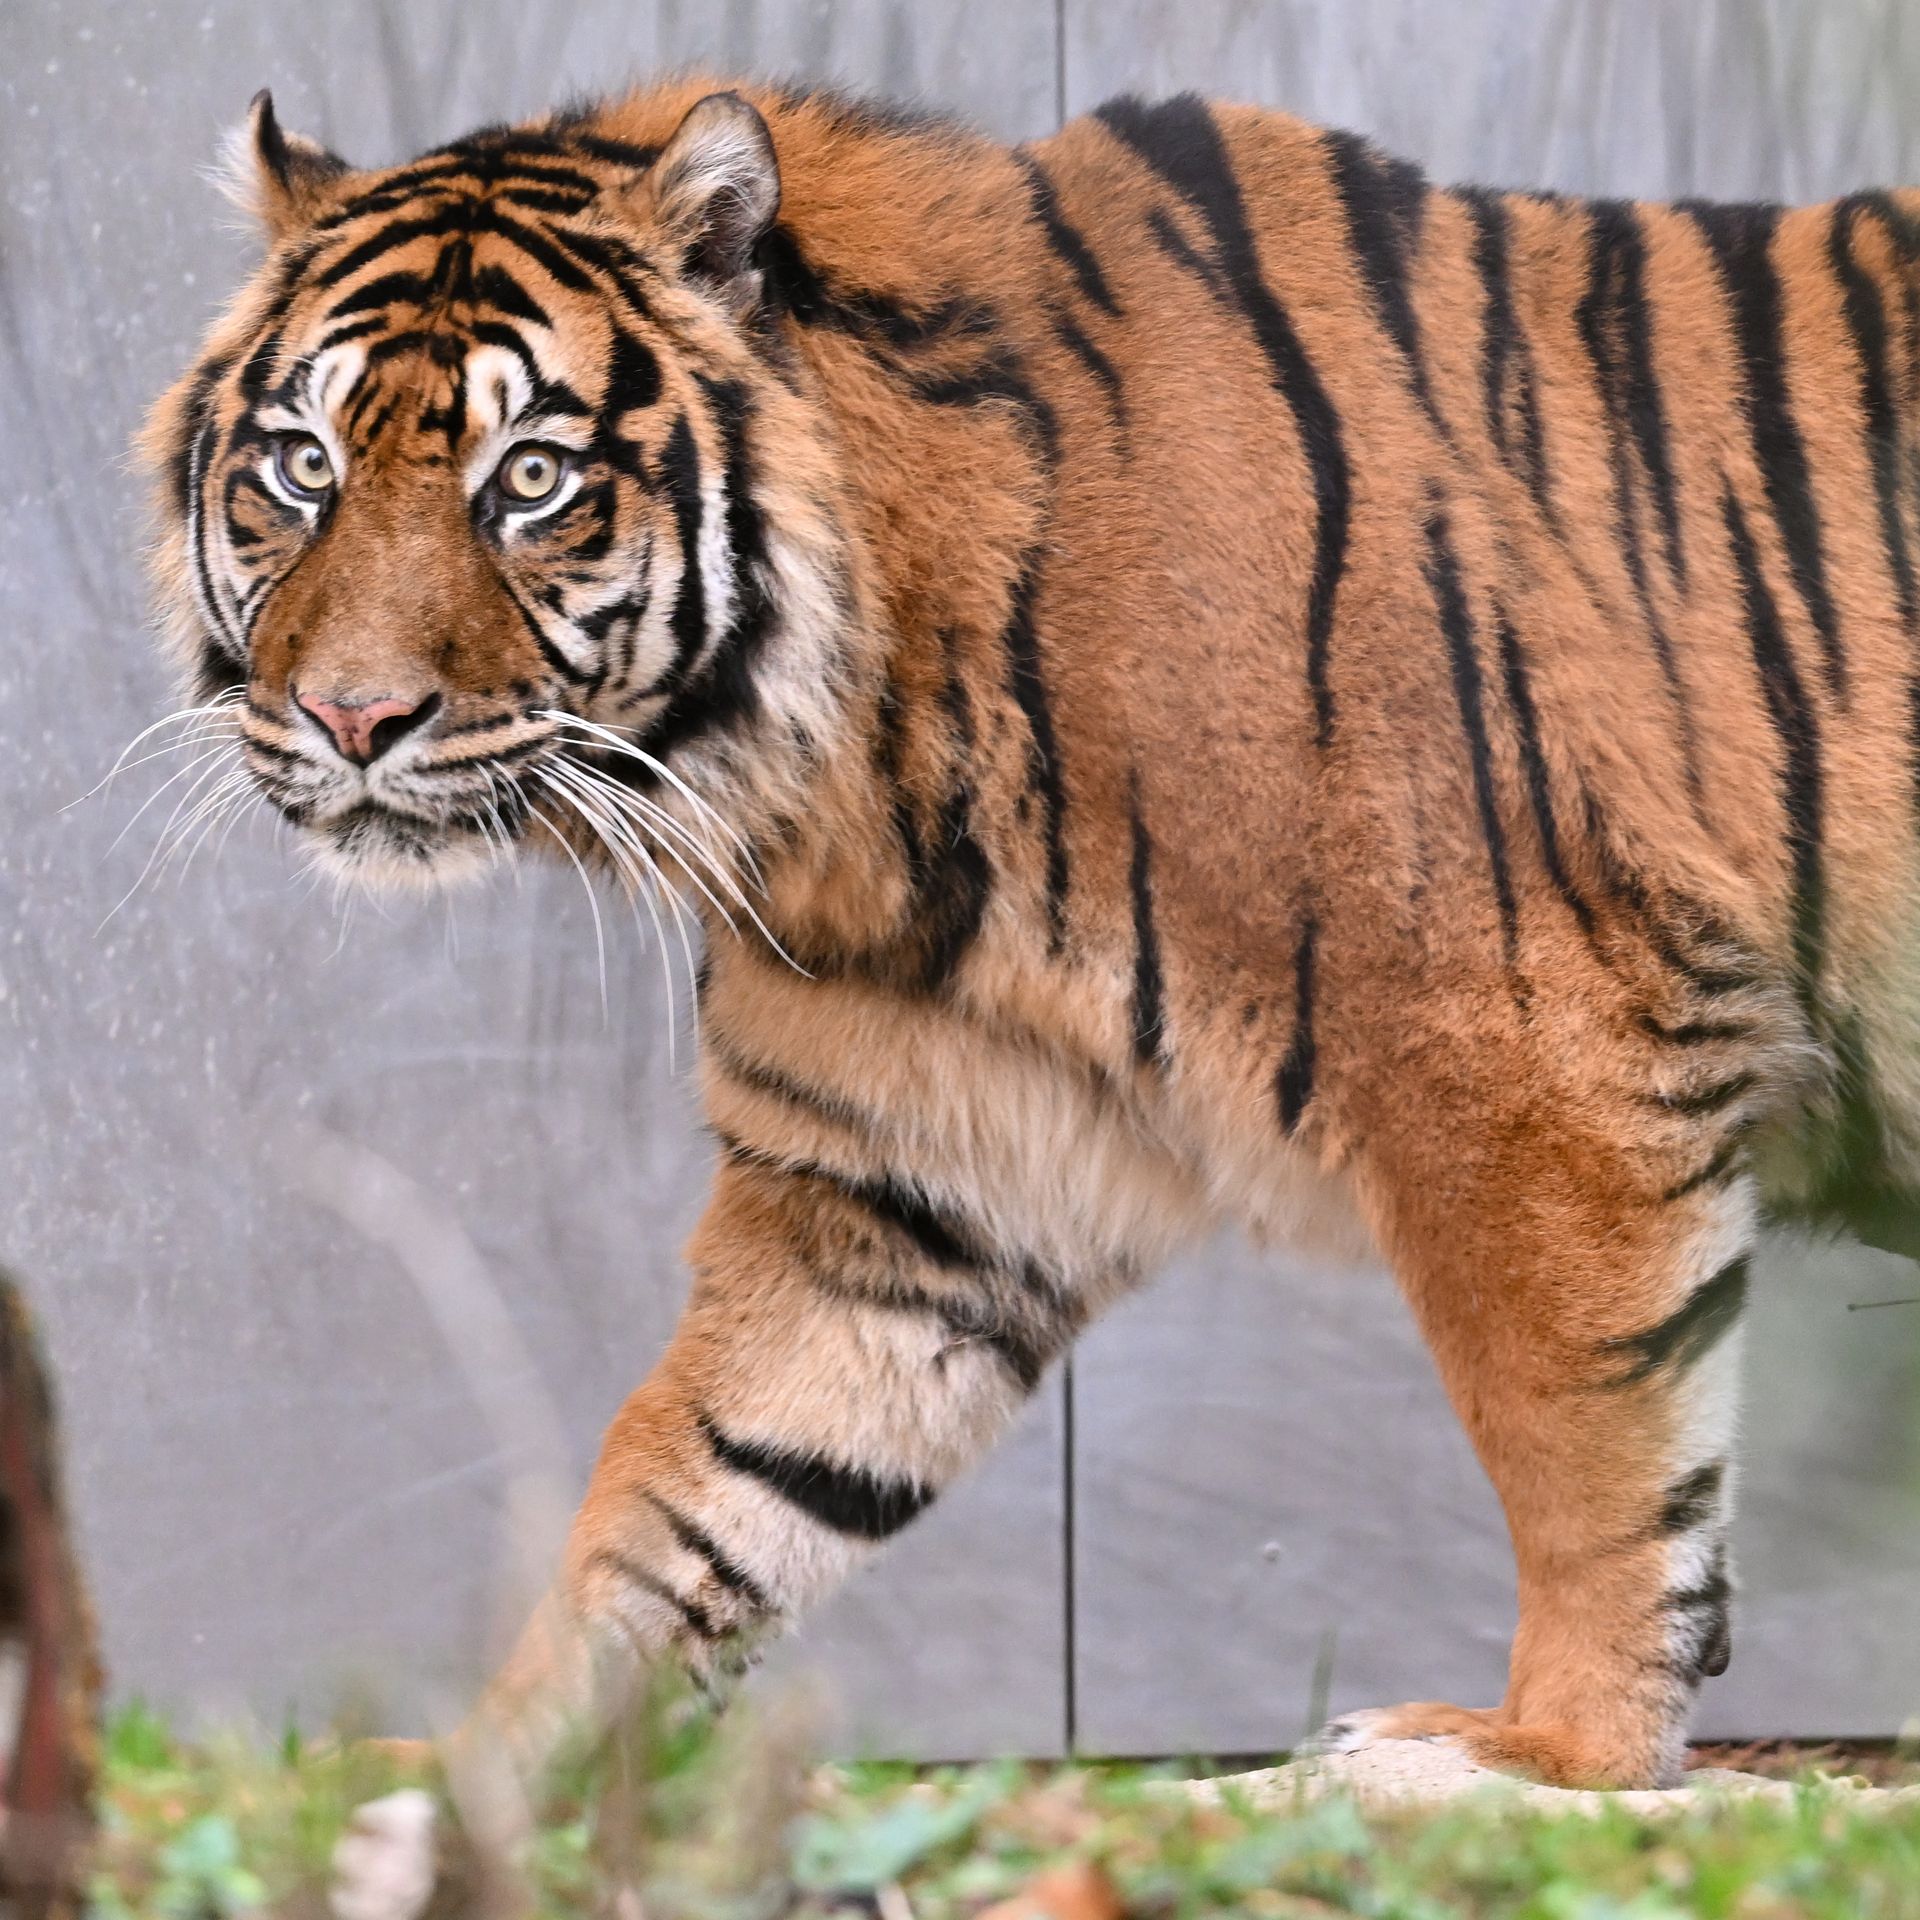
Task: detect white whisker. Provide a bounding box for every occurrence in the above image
[103,741,234,855]
[167,770,255,882]
[67,688,244,810]
[526,797,610,1023]
[61,714,241,812]
[325,887,358,962]
[539,764,689,1062]
[98,747,239,930]
[532,709,765,888]
[548,758,740,938]
[551,753,807,975]
[213,787,266,862]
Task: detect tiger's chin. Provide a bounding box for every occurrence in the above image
[299,803,500,897]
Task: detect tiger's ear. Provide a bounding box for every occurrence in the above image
[219,89,350,240]
[645,92,781,311]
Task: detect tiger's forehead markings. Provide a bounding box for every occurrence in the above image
[282,205,611,455]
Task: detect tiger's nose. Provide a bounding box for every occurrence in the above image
[294,689,441,765]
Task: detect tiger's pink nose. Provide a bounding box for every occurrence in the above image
[295,690,439,765]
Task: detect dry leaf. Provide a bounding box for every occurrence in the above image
[976,1860,1124,1920]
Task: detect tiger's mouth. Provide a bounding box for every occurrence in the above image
[310,797,500,885]
[235,694,558,891]
[237,699,758,934]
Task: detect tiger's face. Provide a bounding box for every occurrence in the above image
[144,88,847,891]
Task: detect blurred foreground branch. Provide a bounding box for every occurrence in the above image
[0,1269,102,1918]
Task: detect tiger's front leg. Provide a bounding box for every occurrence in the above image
[461,1140,1079,1783]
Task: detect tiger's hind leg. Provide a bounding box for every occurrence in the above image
[1315,1078,1756,1790]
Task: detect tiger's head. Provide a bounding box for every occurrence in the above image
[142,85,856,893]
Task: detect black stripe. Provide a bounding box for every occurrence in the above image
[1651,1071,1757,1117]
[193,635,245,701]
[1664,1543,1733,1681]
[1099,94,1351,748]
[311,204,476,289]
[312,315,390,354]
[1000,561,1072,948]
[500,578,591,685]
[905,632,993,991]
[1497,614,1596,938]
[710,1041,878,1141]
[1602,1255,1749,1388]
[1127,772,1167,1067]
[1660,1138,1742,1204]
[1586,841,1767,999]
[721,1133,992,1274]
[187,416,240,658]
[642,375,779,755]
[757,226,995,351]
[603,325,663,420]
[1581,202,1687,585]
[1275,914,1319,1133]
[1323,127,1442,432]
[557,129,662,170]
[1722,486,1825,1016]
[1657,1462,1725,1535]
[1017,151,1121,314]
[476,203,601,293]
[642,1491,773,1614]
[908,775,993,993]
[497,185,597,216]
[1050,309,1128,434]
[1147,205,1223,296]
[1639,1013,1752,1045]
[166,353,233,516]
[807,1266,1052,1397]
[468,262,550,328]
[1578,203,1700,792]
[1424,507,1520,972]
[1690,201,1846,695]
[588,1548,717,1641]
[700,1416,934,1542]
[1458,188,1560,530]
[656,412,707,689]
[1829,198,1919,634]
[323,268,441,321]
[909,349,1062,466]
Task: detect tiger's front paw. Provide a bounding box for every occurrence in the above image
[330,1789,440,1920]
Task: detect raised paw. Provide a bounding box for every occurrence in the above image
[329,1788,440,1920]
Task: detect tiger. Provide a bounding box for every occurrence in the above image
[139,74,1920,1792]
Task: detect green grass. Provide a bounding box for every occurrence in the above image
[86,1696,1920,1919]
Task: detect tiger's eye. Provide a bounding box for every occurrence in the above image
[497,444,565,503]
[276,433,334,497]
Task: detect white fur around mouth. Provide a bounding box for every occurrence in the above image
[302,811,500,895]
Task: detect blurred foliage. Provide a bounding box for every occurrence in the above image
[85,1693,1920,1919]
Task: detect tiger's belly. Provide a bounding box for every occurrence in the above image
[697,953,1374,1300]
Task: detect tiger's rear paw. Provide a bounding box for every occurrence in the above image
[1302,1700,1493,1757]
[1303,1701,1667,1789]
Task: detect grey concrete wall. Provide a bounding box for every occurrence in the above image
[3,0,1918,1762]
